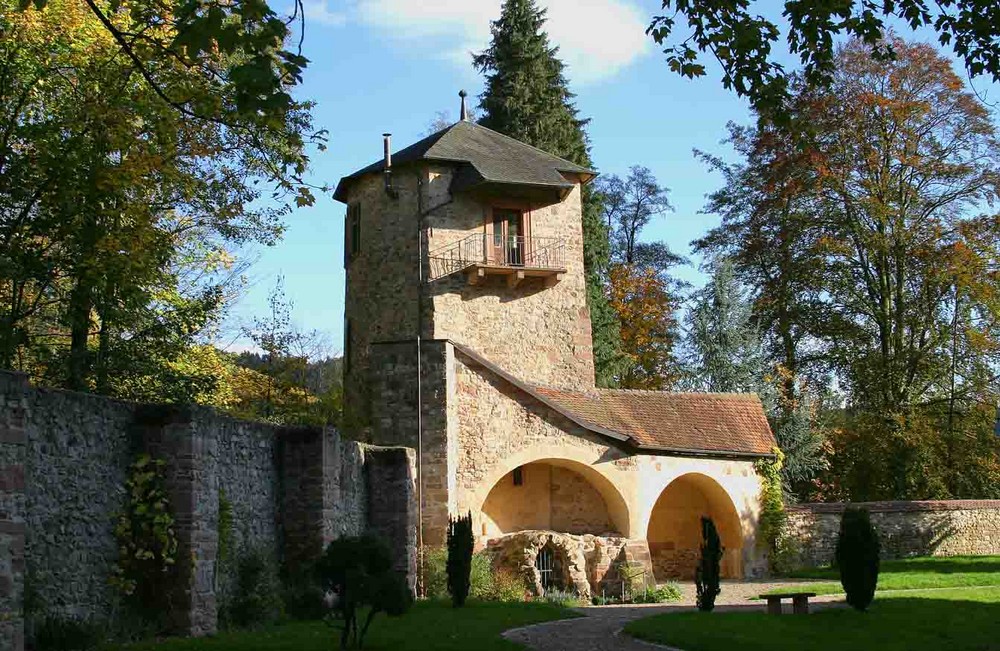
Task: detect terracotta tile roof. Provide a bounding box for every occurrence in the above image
[533,387,777,457]
[452,342,775,458]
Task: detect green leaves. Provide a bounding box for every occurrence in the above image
[111,454,179,608]
[648,0,1000,117]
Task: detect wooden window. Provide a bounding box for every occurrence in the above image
[512,466,524,486]
[346,203,362,264]
[489,207,524,266]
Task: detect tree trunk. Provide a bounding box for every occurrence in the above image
[66,274,94,391]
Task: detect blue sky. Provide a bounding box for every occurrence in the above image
[222,0,998,356]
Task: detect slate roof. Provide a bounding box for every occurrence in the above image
[453,343,776,458]
[333,120,596,202]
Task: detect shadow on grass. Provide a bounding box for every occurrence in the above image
[876,557,1000,575]
[785,555,1000,580]
[626,590,1000,651]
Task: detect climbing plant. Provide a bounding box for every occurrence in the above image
[754,448,792,572]
[111,454,179,616]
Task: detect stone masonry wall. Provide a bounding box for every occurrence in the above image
[368,340,455,545]
[0,371,415,641]
[787,501,1000,568]
[424,165,596,390]
[342,171,423,430]
[25,383,136,624]
[365,446,418,594]
[344,162,597,431]
[0,373,27,651]
[453,349,634,529]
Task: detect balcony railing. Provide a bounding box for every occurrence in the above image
[429,234,566,284]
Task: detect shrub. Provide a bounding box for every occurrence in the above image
[221,549,285,629]
[633,583,682,604]
[424,546,526,603]
[421,546,449,599]
[33,616,104,651]
[695,516,722,612]
[835,506,880,611]
[317,534,412,649]
[282,561,328,621]
[446,513,474,607]
[478,566,528,602]
[542,589,583,608]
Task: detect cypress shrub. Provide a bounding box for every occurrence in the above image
[835,506,880,611]
[446,512,474,607]
[695,516,722,612]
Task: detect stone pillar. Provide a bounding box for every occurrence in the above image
[281,427,327,573]
[365,446,418,594]
[369,340,456,546]
[0,372,27,651]
[142,408,217,636]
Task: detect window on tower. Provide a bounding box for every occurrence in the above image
[346,203,362,263]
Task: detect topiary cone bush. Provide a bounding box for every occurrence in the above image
[835,506,880,611]
[447,512,474,607]
[695,516,722,612]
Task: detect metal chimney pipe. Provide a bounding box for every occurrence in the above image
[459,90,468,122]
[382,133,398,197]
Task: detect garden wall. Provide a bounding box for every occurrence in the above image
[786,500,1000,568]
[0,370,418,650]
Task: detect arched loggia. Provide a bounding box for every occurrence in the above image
[646,473,743,580]
[478,458,630,539]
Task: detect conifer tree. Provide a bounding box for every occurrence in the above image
[682,259,764,393]
[473,0,626,386]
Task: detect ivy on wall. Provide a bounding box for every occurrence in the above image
[111,454,179,615]
[754,447,793,572]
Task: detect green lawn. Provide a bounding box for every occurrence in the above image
[119,601,577,651]
[626,586,1000,651]
[761,555,1000,597]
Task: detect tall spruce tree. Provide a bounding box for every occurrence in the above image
[473,0,626,386]
[682,260,764,393]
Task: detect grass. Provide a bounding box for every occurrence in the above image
[761,555,1000,597]
[626,586,1000,651]
[118,600,577,651]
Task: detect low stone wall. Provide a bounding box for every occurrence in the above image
[486,530,654,601]
[786,500,1000,568]
[0,370,418,649]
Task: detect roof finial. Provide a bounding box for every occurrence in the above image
[459,89,469,122]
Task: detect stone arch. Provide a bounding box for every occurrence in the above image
[470,447,631,540]
[645,472,744,580]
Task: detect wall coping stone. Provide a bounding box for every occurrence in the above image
[789,500,1000,514]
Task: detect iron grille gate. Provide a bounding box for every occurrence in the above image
[535,547,554,590]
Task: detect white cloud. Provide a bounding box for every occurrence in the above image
[352,0,651,85]
[303,0,348,26]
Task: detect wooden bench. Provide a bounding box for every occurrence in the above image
[760,592,817,615]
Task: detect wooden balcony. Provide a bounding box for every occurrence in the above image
[429,234,566,287]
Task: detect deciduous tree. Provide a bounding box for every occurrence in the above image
[648,0,1000,117]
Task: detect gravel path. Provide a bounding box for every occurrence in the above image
[502,581,846,651]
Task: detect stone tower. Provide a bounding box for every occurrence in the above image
[335,113,598,432]
[333,100,775,570]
